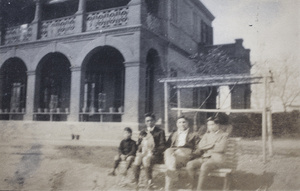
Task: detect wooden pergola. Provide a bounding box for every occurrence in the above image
[159,73,273,163]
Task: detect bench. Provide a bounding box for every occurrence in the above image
[119,138,240,190]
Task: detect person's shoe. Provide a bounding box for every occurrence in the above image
[186,183,194,190]
[146,179,154,190]
[121,170,127,176]
[108,171,116,176]
[126,181,139,190]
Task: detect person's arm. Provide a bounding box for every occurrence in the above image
[191,132,200,151]
[153,130,166,155]
[127,141,137,156]
[136,137,143,153]
[118,140,124,155]
[165,132,173,149]
[190,133,206,159]
[211,134,228,153]
[197,133,215,151]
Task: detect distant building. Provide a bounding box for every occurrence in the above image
[0,0,250,129]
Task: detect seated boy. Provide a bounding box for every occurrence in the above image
[108,127,136,176]
[133,130,155,168]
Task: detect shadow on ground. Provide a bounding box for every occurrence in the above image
[151,170,275,191]
[231,171,275,190]
[56,145,117,168]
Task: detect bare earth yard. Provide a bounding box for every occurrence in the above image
[0,134,300,190]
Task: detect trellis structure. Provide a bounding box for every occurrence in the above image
[159,73,273,163]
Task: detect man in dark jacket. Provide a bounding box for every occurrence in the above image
[131,113,166,188]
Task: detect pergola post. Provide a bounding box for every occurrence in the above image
[164,82,169,133]
[267,109,273,156]
[262,76,267,163]
[177,88,181,117]
[267,76,273,156]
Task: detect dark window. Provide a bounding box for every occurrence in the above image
[145,62,154,113]
[1,0,35,27]
[145,0,159,15]
[171,0,178,23]
[201,21,213,45]
[42,1,78,20]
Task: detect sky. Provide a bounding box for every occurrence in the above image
[201,0,300,111]
[201,0,299,66]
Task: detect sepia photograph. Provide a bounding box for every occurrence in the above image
[0,0,299,190]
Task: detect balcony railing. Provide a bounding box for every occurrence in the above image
[86,6,129,32]
[4,24,33,45]
[0,5,164,46]
[41,15,76,39]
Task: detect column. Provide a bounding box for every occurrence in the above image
[0,73,4,110]
[77,0,86,13]
[31,0,42,40]
[68,66,81,121]
[128,0,143,26]
[75,0,86,33]
[164,82,169,133]
[24,71,36,121]
[0,16,3,45]
[123,62,142,124]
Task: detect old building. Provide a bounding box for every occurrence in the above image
[0,0,250,131]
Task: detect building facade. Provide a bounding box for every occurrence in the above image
[0,0,250,129]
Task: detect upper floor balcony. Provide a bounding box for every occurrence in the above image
[0,0,164,46]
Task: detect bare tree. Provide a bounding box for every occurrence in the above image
[269,64,300,112]
[189,46,250,75]
[251,60,300,112]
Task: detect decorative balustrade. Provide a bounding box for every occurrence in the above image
[4,24,33,45]
[86,6,129,32]
[0,6,146,45]
[41,15,76,39]
[146,13,162,35]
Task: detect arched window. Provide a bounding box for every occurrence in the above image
[81,46,125,122]
[0,58,27,116]
[145,49,161,114]
[145,59,154,113]
[35,53,71,121]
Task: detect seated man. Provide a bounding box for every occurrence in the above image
[186,114,229,191]
[131,113,166,188]
[164,116,199,190]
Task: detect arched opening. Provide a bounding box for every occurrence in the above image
[81,46,125,122]
[42,0,79,20]
[145,49,163,115]
[1,0,35,27]
[0,58,27,120]
[35,53,71,121]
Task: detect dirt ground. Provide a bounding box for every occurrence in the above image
[1,133,300,191]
